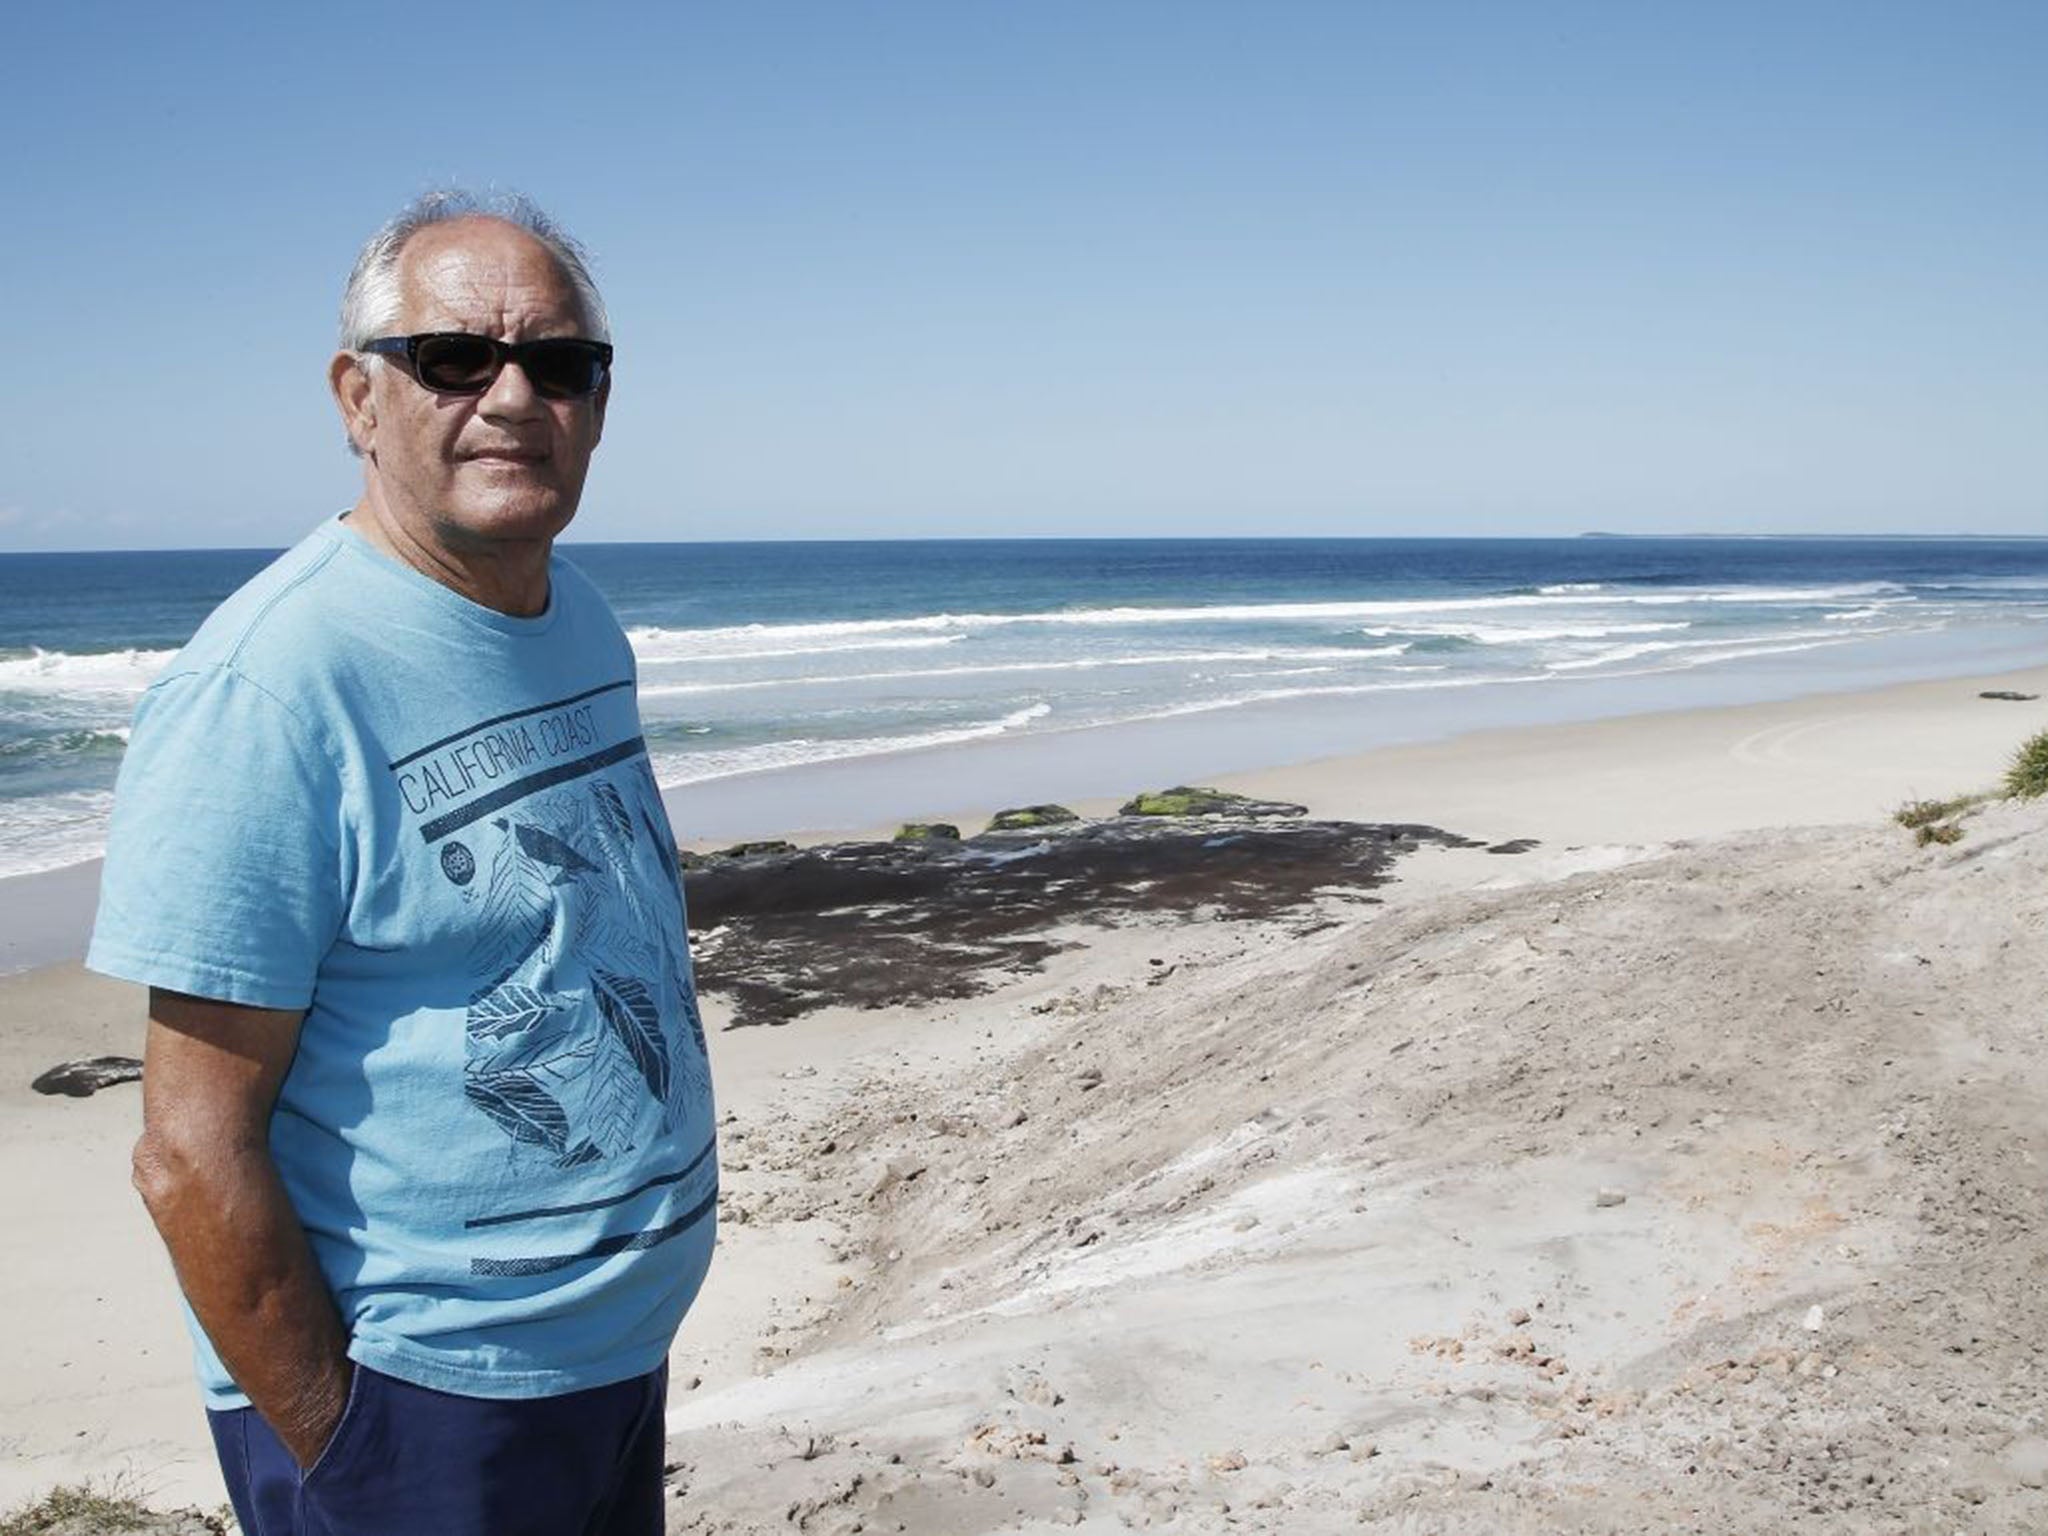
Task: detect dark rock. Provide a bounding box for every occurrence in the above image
[893,823,961,843]
[985,804,1081,832]
[32,1056,143,1097]
[682,816,1480,1027]
[1979,690,2040,702]
[1118,785,1306,819]
[681,840,802,869]
[1486,838,1541,855]
[719,840,800,859]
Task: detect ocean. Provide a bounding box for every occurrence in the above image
[6,534,2048,881]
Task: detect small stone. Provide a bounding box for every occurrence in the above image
[1315,1430,1350,1455]
[1802,1304,1825,1332]
[1507,1308,1531,1326]
[1207,1451,1248,1474]
[1595,1188,1627,1208]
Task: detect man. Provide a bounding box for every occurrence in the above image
[88,190,716,1535]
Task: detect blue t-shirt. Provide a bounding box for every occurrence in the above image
[89,516,717,1407]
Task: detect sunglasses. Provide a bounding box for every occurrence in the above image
[359,332,614,400]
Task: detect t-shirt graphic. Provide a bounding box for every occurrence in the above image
[390,682,714,1274]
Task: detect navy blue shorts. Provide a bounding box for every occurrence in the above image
[206,1362,668,1536]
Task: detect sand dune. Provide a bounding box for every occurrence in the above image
[663,805,2048,1533]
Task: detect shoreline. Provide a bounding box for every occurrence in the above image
[6,658,2046,978]
[673,656,2048,857]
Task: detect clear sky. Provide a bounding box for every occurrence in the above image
[2,1,2041,550]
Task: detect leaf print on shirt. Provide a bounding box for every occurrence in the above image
[462,772,699,1167]
[466,982,564,1041]
[593,969,670,1106]
[514,823,603,885]
[581,1031,646,1158]
[465,1071,570,1154]
[469,828,555,994]
[593,781,635,846]
[468,1025,595,1083]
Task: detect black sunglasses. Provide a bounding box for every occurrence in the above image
[359,332,613,400]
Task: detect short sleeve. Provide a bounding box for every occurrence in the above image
[87,665,347,1010]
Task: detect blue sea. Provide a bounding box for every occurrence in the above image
[6,534,2048,880]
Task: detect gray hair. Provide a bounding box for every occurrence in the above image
[338,188,611,350]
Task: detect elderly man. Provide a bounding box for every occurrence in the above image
[87,191,716,1535]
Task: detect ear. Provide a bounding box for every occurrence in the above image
[329,351,377,456]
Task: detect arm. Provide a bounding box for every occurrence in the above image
[131,987,352,1468]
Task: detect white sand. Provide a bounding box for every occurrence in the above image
[5,666,2048,1530]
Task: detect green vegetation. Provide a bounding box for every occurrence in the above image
[1889,725,2048,847]
[0,1480,227,1536]
[2005,729,2048,799]
[986,803,1080,831]
[892,822,961,843]
[1119,785,1265,817]
[1893,794,1984,830]
[1894,792,1983,848]
[0,1484,149,1535]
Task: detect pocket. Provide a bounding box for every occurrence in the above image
[298,1362,375,1490]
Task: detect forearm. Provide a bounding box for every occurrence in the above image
[133,1132,352,1466]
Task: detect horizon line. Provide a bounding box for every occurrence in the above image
[8,529,2048,558]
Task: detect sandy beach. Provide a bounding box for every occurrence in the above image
[6,665,2048,1532]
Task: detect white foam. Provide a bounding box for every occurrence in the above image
[1543,626,1905,672]
[0,647,175,697]
[1123,672,1519,722]
[650,702,1053,787]
[1360,620,1691,644]
[0,726,130,761]
[619,584,1908,657]
[635,646,1408,699]
[0,789,117,881]
[627,630,965,663]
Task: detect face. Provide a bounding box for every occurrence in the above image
[332,218,609,555]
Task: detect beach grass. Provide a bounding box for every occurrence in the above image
[2005,729,2048,799]
[1892,794,1981,829]
[1893,791,1990,846]
[0,1481,225,1536]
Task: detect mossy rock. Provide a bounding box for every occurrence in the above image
[893,822,961,843]
[714,840,799,861]
[986,804,1081,832]
[1118,785,1307,819]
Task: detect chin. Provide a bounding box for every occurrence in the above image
[446,496,579,546]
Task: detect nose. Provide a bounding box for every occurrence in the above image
[477,356,545,420]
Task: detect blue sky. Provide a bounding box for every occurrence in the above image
[1,1,2041,550]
